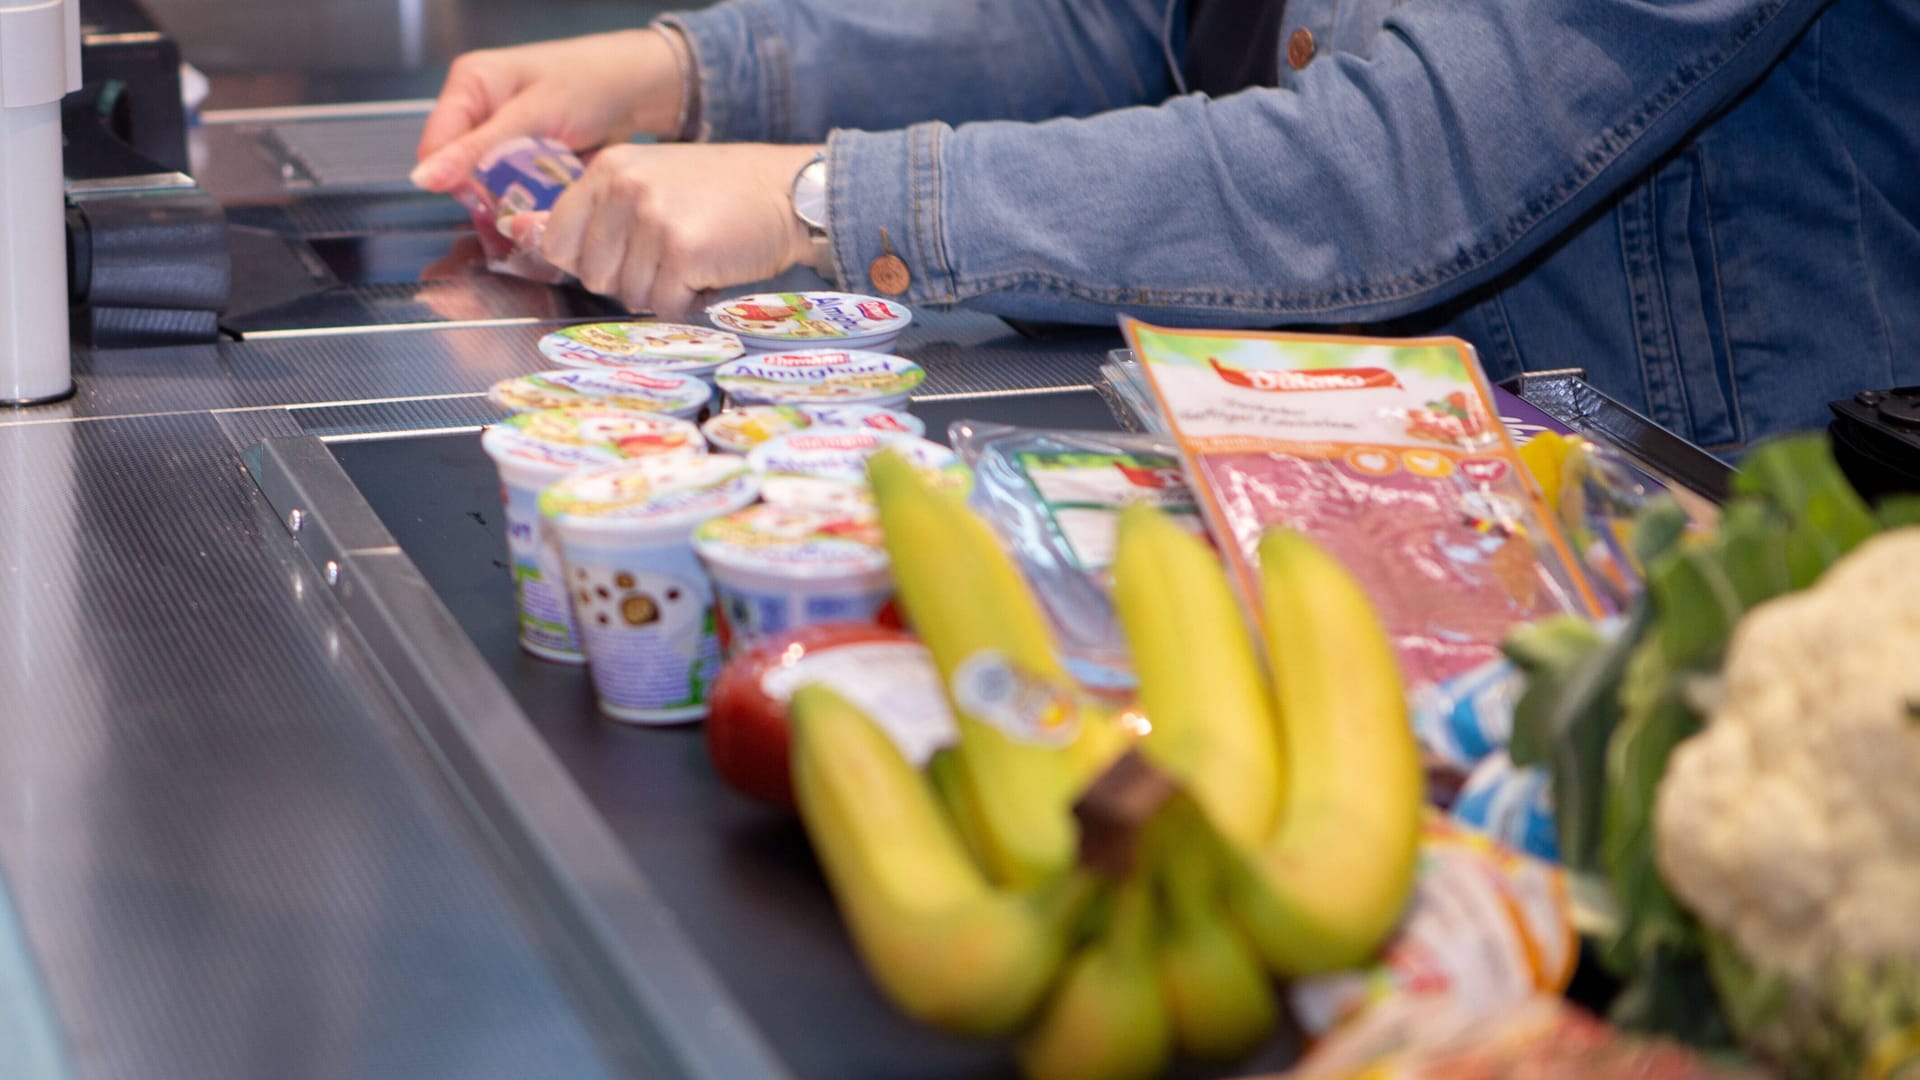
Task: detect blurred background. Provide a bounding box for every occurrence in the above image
[143,0,683,108]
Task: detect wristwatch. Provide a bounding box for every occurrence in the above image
[790,153,834,278]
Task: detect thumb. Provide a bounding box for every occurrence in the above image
[411,100,546,192]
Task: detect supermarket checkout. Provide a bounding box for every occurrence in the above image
[412,0,1919,455]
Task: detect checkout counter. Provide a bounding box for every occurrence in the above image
[0,2,1883,1077]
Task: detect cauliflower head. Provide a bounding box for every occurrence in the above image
[1654,528,1920,983]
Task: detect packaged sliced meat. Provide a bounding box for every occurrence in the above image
[1122,319,1601,695]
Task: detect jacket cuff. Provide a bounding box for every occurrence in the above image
[826,123,958,304]
[658,1,792,143]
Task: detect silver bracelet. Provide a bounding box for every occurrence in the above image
[653,25,699,142]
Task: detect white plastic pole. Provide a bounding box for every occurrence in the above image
[0,0,82,405]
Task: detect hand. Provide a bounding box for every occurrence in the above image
[536,142,824,319]
[412,29,685,192]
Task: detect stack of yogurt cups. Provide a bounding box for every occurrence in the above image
[480,296,963,726]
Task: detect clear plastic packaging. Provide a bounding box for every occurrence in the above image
[949,421,1205,693]
[459,135,584,285]
[1121,320,1604,696]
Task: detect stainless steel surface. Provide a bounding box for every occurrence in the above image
[0,411,621,1079]
[259,113,429,191]
[246,435,791,1080]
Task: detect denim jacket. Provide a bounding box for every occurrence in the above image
[664,0,1919,449]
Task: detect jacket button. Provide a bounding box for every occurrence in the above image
[1287,28,1316,70]
[869,254,911,295]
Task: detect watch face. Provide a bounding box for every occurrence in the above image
[793,160,828,231]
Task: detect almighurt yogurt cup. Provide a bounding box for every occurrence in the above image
[747,430,970,512]
[706,291,912,352]
[489,367,712,420]
[713,350,925,410]
[538,322,746,382]
[700,403,925,455]
[540,454,759,724]
[481,408,706,664]
[694,503,893,656]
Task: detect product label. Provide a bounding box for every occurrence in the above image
[490,408,705,467]
[799,405,924,437]
[695,503,887,574]
[568,549,720,719]
[949,650,1080,746]
[759,642,956,764]
[708,291,911,343]
[492,369,710,416]
[1124,319,1601,691]
[541,454,758,524]
[539,322,745,368]
[501,481,582,658]
[715,351,924,404]
[1016,450,1203,571]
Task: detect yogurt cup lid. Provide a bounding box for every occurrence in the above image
[797,405,926,438]
[694,502,889,579]
[482,407,706,479]
[539,322,746,371]
[707,292,912,345]
[700,405,813,454]
[748,430,957,484]
[490,368,712,416]
[540,453,759,534]
[713,350,925,405]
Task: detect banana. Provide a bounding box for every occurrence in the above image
[869,449,1084,887]
[1154,820,1279,1061]
[1111,502,1284,848]
[1016,877,1172,1080]
[789,684,1094,1036]
[1215,528,1425,977]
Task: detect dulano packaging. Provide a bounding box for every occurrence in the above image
[1122,319,1601,694]
[462,135,585,284]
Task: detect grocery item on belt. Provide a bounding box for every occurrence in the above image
[1123,318,1600,695]
[706,624,954,806]
[713,349,926,410]
[488,367,712,420]
[951,421,1205,693]
[1281,994,1761,1079]
[706,290,912,351]
[694,502,895,655]
[539,454,759,724]
[538,321,747,381]
[480,408,707,665]
[1289,816,1577,1041]
[463,135,585,285]
[747,429,969,511]
[700,403,925,455]
[1450,751,1560,861]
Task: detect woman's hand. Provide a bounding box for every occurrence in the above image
[534,142,825,319]
[412,29,687,192]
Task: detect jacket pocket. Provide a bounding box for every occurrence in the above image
[1616,145,1746,451]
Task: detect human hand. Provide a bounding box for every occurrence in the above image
[534,142,824,319]
[412,29,686,193]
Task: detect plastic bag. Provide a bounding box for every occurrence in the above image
[949,421,1206,693]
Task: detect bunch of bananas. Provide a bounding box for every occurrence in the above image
[787,450,1425,1079]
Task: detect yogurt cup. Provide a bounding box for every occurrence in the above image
[481,408,706,665]
[706,291,912,352]
[540,454,760,724]
[747,430,971,511]
[489,368,712,420]
[700,403,925,455]
[695,503,894,656]
[713,350,925,410]
[538,321,747,382]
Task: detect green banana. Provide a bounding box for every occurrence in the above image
[1217,528,1425,977]
[1112,502,1284,848]
[790,684,1093,1036]
[869,449,1084,887]
[1154,820,1279,1062]
[1016,877,1172,1080]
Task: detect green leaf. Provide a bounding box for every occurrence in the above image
[1735,436,1878,566]
[1610,943,1735,1048]
[1877,494,1920,530]
[1650,546,1747,671]
[1503,616,1608,768]
[1631,497,1693,569]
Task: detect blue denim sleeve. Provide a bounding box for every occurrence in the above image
[818,0,1829,323]
[660,0,1175,143]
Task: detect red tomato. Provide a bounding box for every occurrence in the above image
[705,623,922,807]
